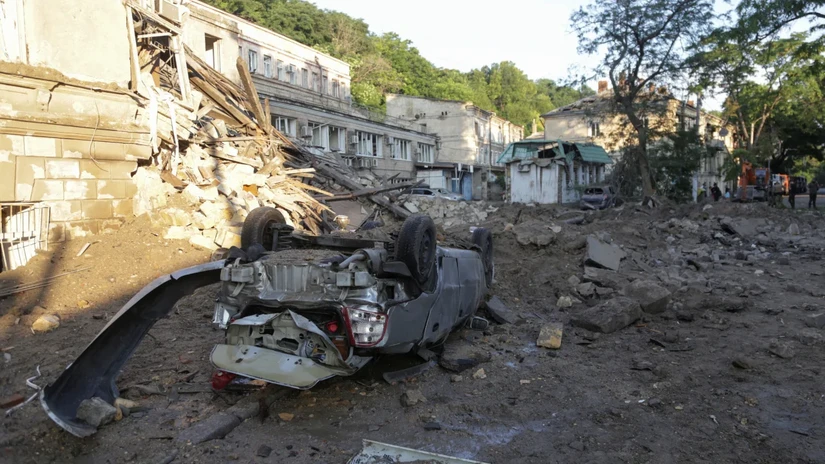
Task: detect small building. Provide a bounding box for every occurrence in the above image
[498,140,612,204]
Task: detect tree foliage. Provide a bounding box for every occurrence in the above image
[201,0,590,130]
[571,0,715,199]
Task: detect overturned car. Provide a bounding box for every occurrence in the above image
[41,209,494,437]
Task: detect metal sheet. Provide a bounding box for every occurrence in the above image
[348,440,489,464]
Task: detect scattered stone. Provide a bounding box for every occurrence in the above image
[536,322,564,349]
[647,398,663,408]
[31,314,60,333]
[796,328,825,346]
[483,296,517,324]
[423,422,443,431]
[278,412,295,422]
[570,297,642,334]
[584,236,627,271]
[450,375,463,383]
[164,225,193,240]
[77,299,91,309]
[158,208,192,227]
[778,257,790,266]
[256,445,273,458]
[189,234,220,251]
[732,357,753,370]
[76,397,117,428]
[768,341,795,359]
[582,267,626,290]
[401,389,427,407]
[630,358,655,371]
[720,217,764,237]
[576,282,596,297]
[177,413,241,444]
[788,223,800,236]
[786,283,805,294]
[472,368,487,380]
[438,339,491,373]
[568,275,581,286]
[805,313,825,330]
[595,286,615,297]
[568,440,585,452]
[557,296,573,308]
[675,310,695,322]
[623,280,671,314]
[368,425,381,432]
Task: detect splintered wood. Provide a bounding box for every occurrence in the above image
[127,6,414,239]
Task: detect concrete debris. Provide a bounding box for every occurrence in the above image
[177,413,241,444]
[719,217,766,238]
[556,296,574,308]
[472,368,487,379]
[536,322,564,349]
[582,267,626,290]
[483,296,517,324]
[768,341,795,359]
[278,412,295,422]
[570,297,642,334]
[623,280,672,314]
[513,221,558,247]
[76,397,117,428]
[31,315,60,333]
[584,236,626,271]
[401,389,427,407]
[805,313,825,330]
[568,275,581,286]
[576,282,596,297]
[256,445,273,458]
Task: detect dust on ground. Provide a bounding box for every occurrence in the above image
[1,202,825,463]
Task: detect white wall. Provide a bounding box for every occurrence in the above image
[22,0,131,85]
[509,163,559,204]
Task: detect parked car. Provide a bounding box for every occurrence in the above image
[409,186,463,201]
[40,210,494,437]
[580,185,621,210]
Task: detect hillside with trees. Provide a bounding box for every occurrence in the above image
[202,0,593,133]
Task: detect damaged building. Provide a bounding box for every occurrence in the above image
[385,95,524,200]
[0,0,437,270]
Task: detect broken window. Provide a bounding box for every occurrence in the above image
[312,72,319,91]
[417,143,434,163]
[248,50,258,74]
[309,121,327,149]
[332,80,339,98]
[322,76,328,95]
[272,116,296,137]
[287,65,297,85]
[356,131,381,157]
[276,60,285,81]
[588,121,601,137]
[391,139,411,161]
[302,68,309,88]
[329,126,345,151]
[204,34,220,71]
[263,55,272,78]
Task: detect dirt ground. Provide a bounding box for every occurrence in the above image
[1,201,824,463]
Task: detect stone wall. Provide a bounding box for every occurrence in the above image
[403,198,499,228]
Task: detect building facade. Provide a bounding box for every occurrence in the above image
[385,95,523,200]
[541,81,736,190]
[186,1,437,183]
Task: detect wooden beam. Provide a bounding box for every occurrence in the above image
[315,164,411,219]
[190,76,256,128]
[314,180,421,201]
[125,6,140,92]
[236,57,270,133]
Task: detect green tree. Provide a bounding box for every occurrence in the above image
[571,0,715,202]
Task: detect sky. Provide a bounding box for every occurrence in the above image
[307,0,744,111]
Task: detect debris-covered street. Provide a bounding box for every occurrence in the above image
[2,200,825,463]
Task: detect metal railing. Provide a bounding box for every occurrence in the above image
[1,202,50,272]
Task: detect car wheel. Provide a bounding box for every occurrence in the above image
[241,207,285,251]
[472,227,494,287]
[396,215,437,287]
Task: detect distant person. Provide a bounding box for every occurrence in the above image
[711,183,722,202]
[789,183,796,209]
[724,187,731,199]
[809,180,819,209]
[698,183,706,202]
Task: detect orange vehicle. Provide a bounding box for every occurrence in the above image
[778,174,790,195]
[738,162,770,201]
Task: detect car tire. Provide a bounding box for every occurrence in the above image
[472,227,494,287]
[395,215,437,287]
[241,207,285,251]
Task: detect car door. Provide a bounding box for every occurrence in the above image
[421,255,461,344]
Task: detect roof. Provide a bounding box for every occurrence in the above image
[497,140,612,165]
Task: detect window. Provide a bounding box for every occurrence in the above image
[312,72,319,91]
[332,80,340,98]
[204,34,221,71]
[588,121,601,137]
[417,143,434,163]
[302,68,309,88]
[391,139,411,161]
[356,131,382,157]
[272,116,296,137]
[276,60,285,81]
[308,121,327,149]
[263,55,272,78]
[329,126,345,151]
[288,65,297,85]
[322,76,328,95]
[248,50,258,73]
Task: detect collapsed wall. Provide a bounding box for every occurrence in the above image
[404,198,499,228]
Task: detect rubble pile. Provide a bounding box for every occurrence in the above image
[124,5,418,246]
[405,198,499,227]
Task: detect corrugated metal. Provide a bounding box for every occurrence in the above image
[575,143,612,164]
